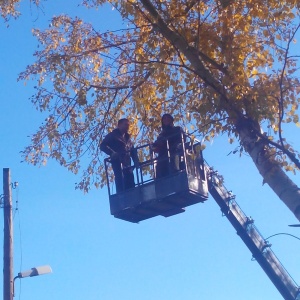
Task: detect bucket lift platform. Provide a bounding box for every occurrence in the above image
[105,140,208,223]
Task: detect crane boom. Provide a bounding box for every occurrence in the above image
[207,166,300,300]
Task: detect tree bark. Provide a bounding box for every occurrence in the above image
[237,118,300,221]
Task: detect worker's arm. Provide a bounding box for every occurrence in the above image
[130,147,139,166]
[100,134,118,158]
[152,134,167,153]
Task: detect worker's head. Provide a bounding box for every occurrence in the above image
[118,118,130,133]
[161,114,174,129]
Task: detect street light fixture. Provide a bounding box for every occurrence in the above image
[13,265,52,297]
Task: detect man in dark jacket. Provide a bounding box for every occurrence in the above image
[153,114,186,178]
[100,118,137,193]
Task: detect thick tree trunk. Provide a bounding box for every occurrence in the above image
[238,121,300,222]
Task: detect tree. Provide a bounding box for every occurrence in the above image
[8,0,300,221]
[0,0,40,20]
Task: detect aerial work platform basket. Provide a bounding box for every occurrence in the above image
[104,136,208,223]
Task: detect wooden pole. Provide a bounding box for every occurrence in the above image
[3,168,13,300]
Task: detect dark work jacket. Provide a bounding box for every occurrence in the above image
[100,129,134,167]
[153,126,185,157]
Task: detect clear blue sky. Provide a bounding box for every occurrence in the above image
[0,2,299,300]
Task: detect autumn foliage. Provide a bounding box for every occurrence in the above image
[4,0,300,219]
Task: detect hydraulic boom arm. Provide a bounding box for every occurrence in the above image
[207,166,300,300]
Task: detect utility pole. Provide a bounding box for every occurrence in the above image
[3,168,13,300]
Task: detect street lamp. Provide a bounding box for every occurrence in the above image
[13,265,52,297]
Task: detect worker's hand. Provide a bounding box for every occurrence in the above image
[152,143,160,153]
[110,152,119,160]
[152,149,159,154]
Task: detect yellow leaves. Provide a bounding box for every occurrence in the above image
[0,0,22,20]
[72,39,82,53]
[284,165,294,172]
[263,30,269,38]
[271,124,279,133]
[16,0,300,192]
[250,68,258,77]
[293,114,299,124]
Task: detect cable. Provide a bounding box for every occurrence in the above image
[12,185,23,300]
[265,233,300,242]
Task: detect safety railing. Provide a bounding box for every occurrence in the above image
[104,133,205,196]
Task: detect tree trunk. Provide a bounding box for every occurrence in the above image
[238,119,300,222]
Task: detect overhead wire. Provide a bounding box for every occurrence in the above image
[265,232,300,242]
[12,183,23,300]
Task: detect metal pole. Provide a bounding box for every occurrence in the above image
[3,168,13,300]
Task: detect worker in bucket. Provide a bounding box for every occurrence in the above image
[100,118,138,193]
[152,114,186,178]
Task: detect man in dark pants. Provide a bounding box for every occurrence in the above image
[152,114,186,178]
[100,118,138,193]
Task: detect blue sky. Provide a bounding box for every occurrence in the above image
[0,1,300,300]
